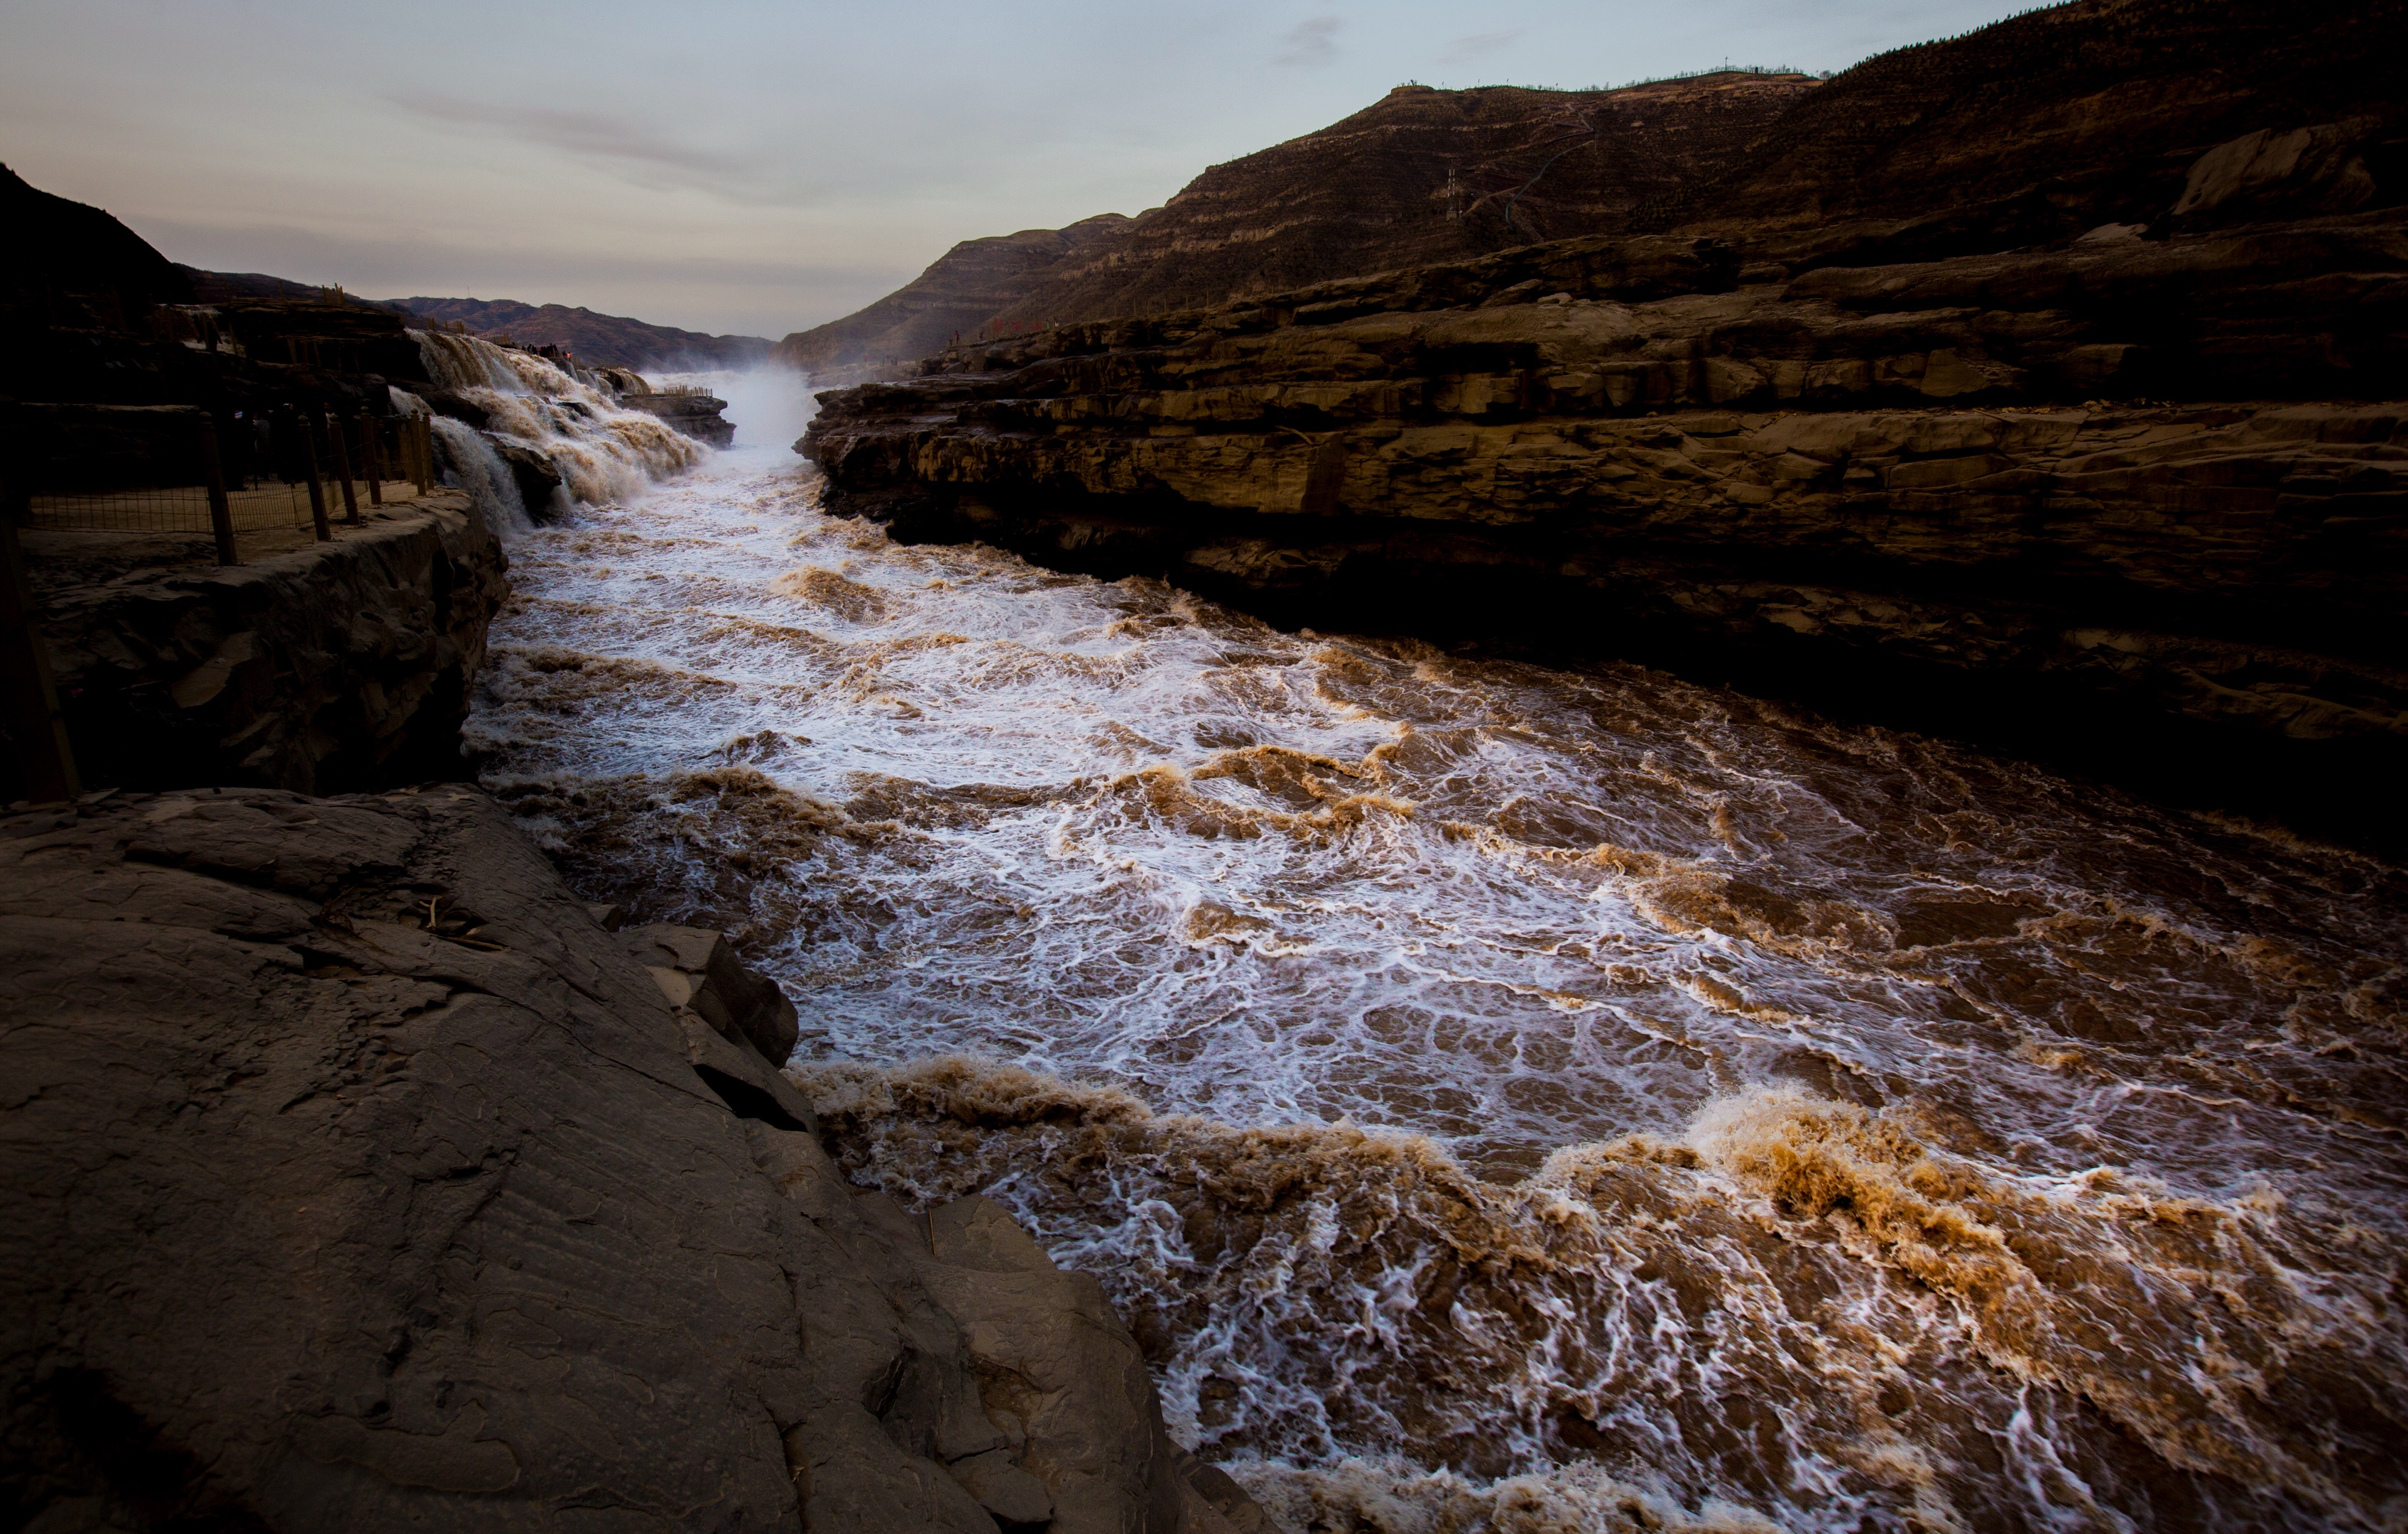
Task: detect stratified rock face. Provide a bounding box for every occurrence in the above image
[0,785,1263,1533]
[773,77,1814,384]
[774,216,1135,385]
[802,210,2408,848]
[1652,0,2407,262]
[23,493,509,798]
[618,389,739,448]
[390,297,774,371]
[990,75,1820,328]
[214,298,435,386]
[781,0,2408,391]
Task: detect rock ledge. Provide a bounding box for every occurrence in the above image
[1,785,1260,1533]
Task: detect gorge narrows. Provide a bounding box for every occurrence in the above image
[465,377,2408,1533]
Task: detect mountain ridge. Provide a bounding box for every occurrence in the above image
[772,70,1817,381]
[388,296,772,371]
[771,214,1133,384]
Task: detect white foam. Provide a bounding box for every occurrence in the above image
[429,415,533,536]
[465,393,2408,1531]
[415,330,705,507]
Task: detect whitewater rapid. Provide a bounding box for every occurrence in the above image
[464,369,2408,1533]
[416,329,704,526]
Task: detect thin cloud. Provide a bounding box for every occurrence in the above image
[386,89,741,175]
[1273,16,1341,67]
[1439,29,1522,65]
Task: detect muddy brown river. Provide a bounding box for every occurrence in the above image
[459,361,2407,1533]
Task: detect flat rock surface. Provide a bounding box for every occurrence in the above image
[0,785,1255,1533]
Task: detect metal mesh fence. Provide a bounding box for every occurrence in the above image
[25,481,329,535]
[9,408,440,563]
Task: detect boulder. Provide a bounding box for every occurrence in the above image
[624,920,804,1068]
[0,785,1264,1533]
[2169,121,2380,229]
[489,441,564,520]
[617,391,736,449]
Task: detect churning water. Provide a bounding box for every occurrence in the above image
[465,369,2408,1533]
[417,330,703,527]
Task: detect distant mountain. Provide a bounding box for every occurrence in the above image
[991,72,1820,328]
[387,298,772,371]
[770,72,1818,381]
[771,214,1132,384]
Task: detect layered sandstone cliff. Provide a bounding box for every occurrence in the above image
[783,0,2408,387]
[1645,0,2407,263]
[803,192,2408,848]
[984,74,1820,328]
[0,785,1268,1533]
[773,74,1815,383]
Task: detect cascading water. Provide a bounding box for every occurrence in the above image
[387,379,537,534]
[467,369,2408,1533]
[429,415,535,534]
[413,329,705,517]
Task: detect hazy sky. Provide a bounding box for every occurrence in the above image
[1,1,2027,340]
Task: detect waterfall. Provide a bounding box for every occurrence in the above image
[413,330,706,508]
[429,415,535,535]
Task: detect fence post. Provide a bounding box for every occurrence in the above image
[0,437,82,805]
[360,410,383,507]
[0,512,81,805]
[329,409,360,525]
[300,413,332,541]
[199,418,239,566]
[420,417,437,494]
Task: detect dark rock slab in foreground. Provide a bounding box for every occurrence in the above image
[0,785,1263,1533]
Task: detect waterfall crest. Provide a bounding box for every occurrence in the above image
[414,330,705,510]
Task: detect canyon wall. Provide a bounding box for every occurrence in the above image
[1647,0,2408,262]
[983,74,1820,329]
[804,198,2408,848]
[775,216,1135,386]
[800,0,2408,848]
[773,73,1814,383]
[780,0,2408,386]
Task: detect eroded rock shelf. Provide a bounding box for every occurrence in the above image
[804,214,2408,848]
